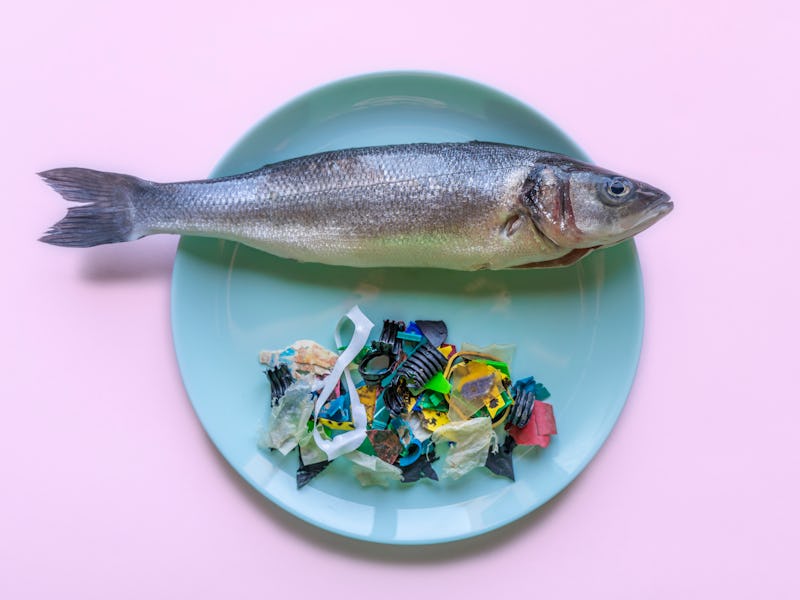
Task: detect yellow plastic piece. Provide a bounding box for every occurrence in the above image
[317,418,355,431]
[421,408,450,432]
[357,386,378,423]
[438,344,457,359]
[448,361,505,420]
[484,389,511,418]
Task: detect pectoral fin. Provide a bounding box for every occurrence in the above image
[511,247,594,269]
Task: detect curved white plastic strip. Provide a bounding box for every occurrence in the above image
[312,306,374,460]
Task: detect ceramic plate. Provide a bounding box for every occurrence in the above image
[171,72,644,544]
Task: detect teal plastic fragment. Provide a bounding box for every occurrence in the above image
[372,391,391,430]
[535,382,551,400]
[397,331,424,343]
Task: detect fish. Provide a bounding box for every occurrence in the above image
[39,141,671,270]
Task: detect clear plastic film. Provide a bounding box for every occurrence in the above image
[258,380,315,455]
[345,451,403,487]
[432,417,496,479]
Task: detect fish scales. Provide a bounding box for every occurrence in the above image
[144,143,537,269]
[39,142,672,270]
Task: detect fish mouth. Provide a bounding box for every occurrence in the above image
[639,187,673,220]
[628,193,672,236]
[648,197,673,219]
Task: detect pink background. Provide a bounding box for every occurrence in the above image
[3,1,798,597]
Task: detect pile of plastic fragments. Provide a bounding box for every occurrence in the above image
[258,306,556,488]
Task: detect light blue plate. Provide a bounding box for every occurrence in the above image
[171,72,644,544]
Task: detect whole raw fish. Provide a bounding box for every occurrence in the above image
[39,142,671,269]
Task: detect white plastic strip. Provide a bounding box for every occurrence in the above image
[312,305,374,460]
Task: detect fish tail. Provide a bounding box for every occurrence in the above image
[38,168,148,247]
[39,168,148,248]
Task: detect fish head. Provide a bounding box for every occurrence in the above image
[524,156,672,249]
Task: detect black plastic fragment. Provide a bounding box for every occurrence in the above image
[358,320,405,386]
[485,435,517,480]
[415,320,448,347]
[396,341,448,389]
[508,390,534,428]
[377,319,405,355]
[508,377,539,428]
[382,381,408,415]
[266,363,294,406]
[358,348,396,386]
[297,451,330,489]
[400,453,439,483]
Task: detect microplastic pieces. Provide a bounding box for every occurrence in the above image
[358,320,403,385]
[297,452,330,489]
[432,417,496,480]
[260,340,339,379]
[507,401,558,447]
[266,363,294,405]
[317,392,354,430]
[400,441,439,483]
[366,430,402,464]
[258,306,557,488]
[347,451,403,487]
[377,319,405,356]
[395,340,449,394]
[258,381,315,456]
[414,320,448,348]
[485,434,517,481]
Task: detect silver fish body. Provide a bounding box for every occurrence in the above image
[40,142,672,270]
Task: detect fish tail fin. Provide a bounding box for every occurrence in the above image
[39,168,148,247]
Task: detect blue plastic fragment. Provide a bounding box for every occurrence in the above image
[513,376,537,395]
[318,392,352,423]
[405,322,423,337]
[388,417,423,466]
[512,376,549,399]
[397,439,422,466]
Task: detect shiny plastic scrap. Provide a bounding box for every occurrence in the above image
[258,309,557,488]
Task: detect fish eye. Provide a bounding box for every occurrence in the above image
[606,177,632,198]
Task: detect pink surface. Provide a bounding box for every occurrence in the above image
[3,1,798,597]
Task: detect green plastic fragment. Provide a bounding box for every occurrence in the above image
[424,371,452,395]
[419,391,448,411]
[353,344,372,364]
[535,383,551,400]
[474,358,510,377]
[339,344,371,363]
[357,436,377,456]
